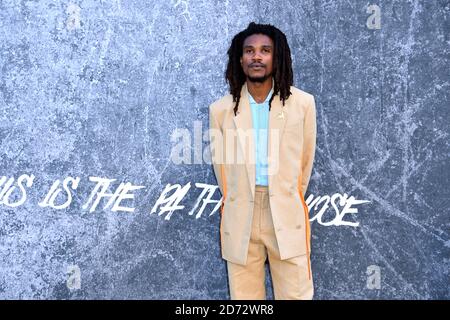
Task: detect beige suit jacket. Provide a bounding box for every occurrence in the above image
[209,81,317,265]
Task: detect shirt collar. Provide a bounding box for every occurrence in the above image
[247,78,274,104]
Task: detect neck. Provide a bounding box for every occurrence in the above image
[246,77,273,103]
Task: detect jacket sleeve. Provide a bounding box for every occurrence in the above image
[301,95,317,196]
[209,105,225,197]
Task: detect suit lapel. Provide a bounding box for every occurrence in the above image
[232,81,287,200]
[267,90,287,191]
[232,82,255,199]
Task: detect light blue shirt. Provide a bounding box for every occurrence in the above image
[247,80,274,186]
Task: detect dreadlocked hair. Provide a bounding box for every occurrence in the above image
[225,22,293,116]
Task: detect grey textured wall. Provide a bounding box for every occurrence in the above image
[0,0,449,299]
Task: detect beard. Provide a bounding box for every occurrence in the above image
[247,71,272,83]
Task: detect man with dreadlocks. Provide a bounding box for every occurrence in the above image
[208,22,317,300]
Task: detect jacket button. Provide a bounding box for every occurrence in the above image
[296,225,302,229]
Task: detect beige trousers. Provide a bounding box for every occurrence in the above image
[226,185,314,300]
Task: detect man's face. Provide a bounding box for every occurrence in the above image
[240,33,274,83]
